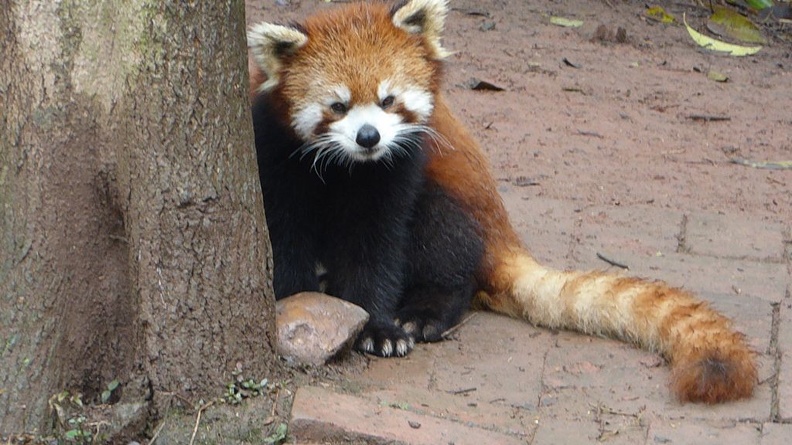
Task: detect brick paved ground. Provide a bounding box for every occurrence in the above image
[242,0,792,442]
[287,184,792,444]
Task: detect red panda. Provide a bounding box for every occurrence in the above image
[248,0,757,403]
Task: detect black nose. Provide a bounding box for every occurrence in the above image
[355,124,381,149]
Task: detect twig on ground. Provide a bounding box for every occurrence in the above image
[442,312,479,339]
[596,252,629,270]
[687,114,731,122]
[447,387,478,395]
[188,400,215,445]
[147,418,168,445]
[577,130,604,138]
[270,387,280,417]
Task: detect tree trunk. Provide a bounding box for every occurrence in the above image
[0,0,276,438]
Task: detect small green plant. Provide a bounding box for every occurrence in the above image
[224,377,269,405]
[49,390,83,424]
[100,379,119,404]
[262,422,287,444]
[49,391,95,444]
[64,415,92,443]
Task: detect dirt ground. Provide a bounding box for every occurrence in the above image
[246,0,791,229]
[239,0,791,442]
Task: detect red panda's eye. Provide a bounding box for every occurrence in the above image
[381,96,395,109]
[330,102,347,114]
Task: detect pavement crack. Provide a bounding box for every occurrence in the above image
[565,207,587,263]
[769,301,781,422]
[785,228,792,275]
[536,345,552,409]
[676,213,690,254]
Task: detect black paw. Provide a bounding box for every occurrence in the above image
[394,308,452,343]
[355,320,415,357]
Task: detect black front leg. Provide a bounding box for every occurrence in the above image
[322,219,415,357]
[320,161,425,357]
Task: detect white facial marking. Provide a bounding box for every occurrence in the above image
[378,79,434,123]
[331,85,351,105]
[297,81,433,167]
[328,104,403,161]
[291,84,351,140]
[401,88,434,122]
[378,80,393,102]
[292,103,323,140]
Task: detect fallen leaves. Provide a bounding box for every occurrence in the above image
[646,6,675,24]
[550,16,583,28]
[707,6,766,45]
[730,158,792,170]
[683,13,762,56]
[706,70,729,82]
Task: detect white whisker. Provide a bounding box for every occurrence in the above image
[293,134,349,180]
[291,121,451,176]
[410,124,453,155]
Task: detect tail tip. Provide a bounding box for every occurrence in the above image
[670,354,757,404]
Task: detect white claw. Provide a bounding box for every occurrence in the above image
[396,338,414,356]
[381,339,394,357]
[360,337,375,353]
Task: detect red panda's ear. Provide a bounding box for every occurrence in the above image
[391,0,451,59]
[248,23,308,92]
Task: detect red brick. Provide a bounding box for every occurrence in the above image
[761,423,792,445]
[499,191,578,268]
[777,302,792,420]
[289,386,527,445]
[647,419,760,445]
[684,212,786,260]
[541,330,773,422]
[575,231,788,303]
[362,385,535,439]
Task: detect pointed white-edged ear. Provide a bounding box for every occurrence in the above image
[392,0,451,59]
[248,23,308,92]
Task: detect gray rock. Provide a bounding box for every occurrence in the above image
[275,292,369,365]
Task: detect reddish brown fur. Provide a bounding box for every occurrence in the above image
[631,282,757,403]
[278,4,442,120]
[425,97,523,291]
[248,0,757,403]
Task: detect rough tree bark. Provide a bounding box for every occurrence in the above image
[0,0,276,438]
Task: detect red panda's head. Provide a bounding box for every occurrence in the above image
[248,0,449,164]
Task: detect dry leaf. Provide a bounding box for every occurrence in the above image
[550,16,583,28]
[683,14,762,56]
[707,6,765,44]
